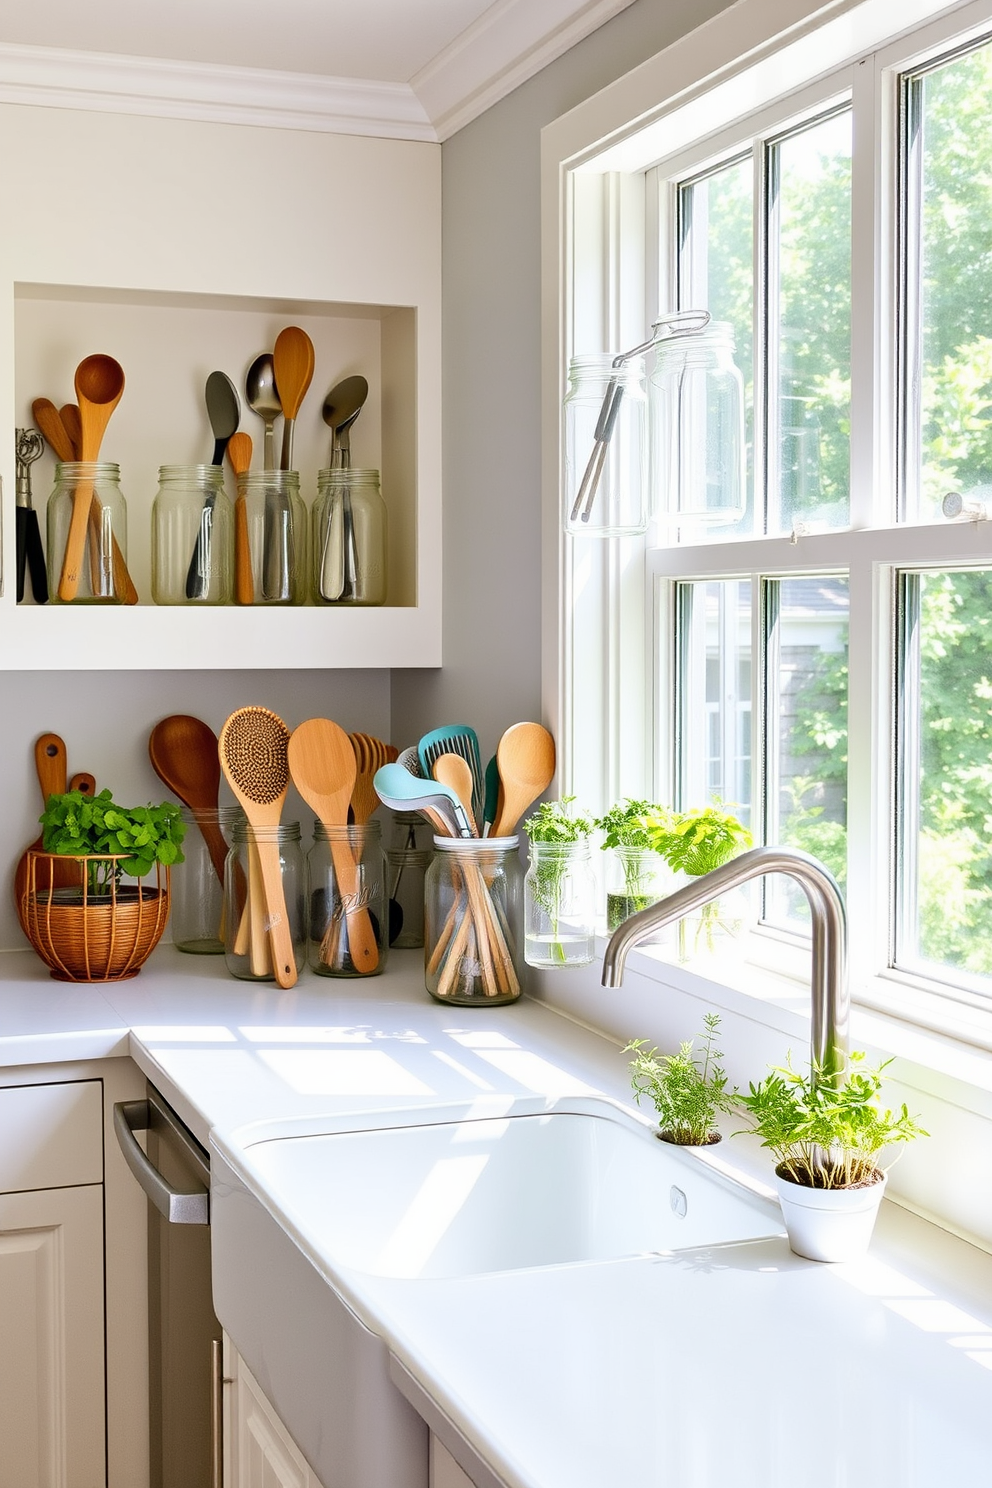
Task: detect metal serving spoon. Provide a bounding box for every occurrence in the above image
[186,371,240,601]
[320,376,368,602]
[245,353,281,473]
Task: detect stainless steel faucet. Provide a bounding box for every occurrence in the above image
[601,846,849,1082]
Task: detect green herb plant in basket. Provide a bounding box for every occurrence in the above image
[523,798,596,967]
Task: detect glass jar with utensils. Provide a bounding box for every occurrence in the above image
[649,317,746,527]
[564,355,648,536]
[170,805,242,954]
[306,819,388,976]
[425,836,524,1005]
[223,820,306,980]
[312,469,387,605]
[386,810,432,948]
[151,465,233,605]
[235,469,308,604]
[47,462,129,603]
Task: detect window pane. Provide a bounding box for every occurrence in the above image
[897,570,992,986]
[676,580,752,825]
[765,576,849,929]
[770,112,851,533]
[908,42,992,521]
[679,158,754,536]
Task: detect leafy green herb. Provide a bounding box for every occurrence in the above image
[524,799,594,963]
[595,800,675,916]
[40,789,186,896]
[736,1051,927,1188]
[625,1013,735,1144]
[640,803,752,876]
[595,799,672,852]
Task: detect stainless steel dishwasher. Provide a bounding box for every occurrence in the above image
[114,1083,223,1488]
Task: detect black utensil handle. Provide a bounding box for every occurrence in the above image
[15,505,27,602]
[24,508,49,604]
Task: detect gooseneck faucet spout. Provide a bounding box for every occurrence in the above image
[601,846,848,1082]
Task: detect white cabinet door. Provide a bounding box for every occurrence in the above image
[226,1338,322,1488]
[0,1184,105,1488]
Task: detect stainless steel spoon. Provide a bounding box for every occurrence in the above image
[320,376,368,601]
[185,370,241,601]
[245,353,281,473]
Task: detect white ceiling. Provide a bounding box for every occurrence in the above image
[0,0,636,141]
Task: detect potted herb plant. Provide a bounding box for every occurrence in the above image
[737,1051,927,1261]
[625,1012,735,1145]
[595,799,675,932]
[523,798,596,967]
[23,788,186,982]
[640,803,752,957]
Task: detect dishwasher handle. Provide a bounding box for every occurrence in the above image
[113,1098,210,1225]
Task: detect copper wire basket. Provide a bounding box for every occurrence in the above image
[22,852,171,982]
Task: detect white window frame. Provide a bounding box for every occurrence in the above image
[541,0,992,1049]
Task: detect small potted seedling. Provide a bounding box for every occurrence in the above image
[736,1051,927,1261]
[22,788,186,981]
[523,798,597,967]
[595,799,675,932]
[625,1013,736,1145]
[640,803,752,957]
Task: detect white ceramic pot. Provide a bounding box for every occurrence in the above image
[774,1167,887,1262]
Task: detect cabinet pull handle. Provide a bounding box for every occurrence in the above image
[211,1337,224,1488]
[112,1098,209,1224]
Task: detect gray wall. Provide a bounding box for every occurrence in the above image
[390,0,737,770]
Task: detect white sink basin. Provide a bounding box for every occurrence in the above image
[246,1108,782,1278]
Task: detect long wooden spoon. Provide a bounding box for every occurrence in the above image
[492,723,556,837]
[226,432,254,605]
[57,356,125,602]
[288,718,379,974]
[219,707,296,988]
[433,753,478,835]
[14,733,77,931]
[273,326,314,471]
[148,715,229,885]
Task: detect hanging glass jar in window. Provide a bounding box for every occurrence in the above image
[564,356,648,536]
[649,318,746,527]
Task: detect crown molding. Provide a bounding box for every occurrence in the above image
[0,42,437,142]
[411,0,638,140]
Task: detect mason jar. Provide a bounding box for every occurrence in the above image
[564,355,648,536]
[524,839,597,968]
[386,845,433,949]
[605,847,672,934]
[307,819,388,976]
[170,805,242,953]
[677,881,753,962]
[151,464,233,605]
[312,468,387,604]
[235,469,308,604]
[223,820,305,981]
[650,320,746,527]
[47,461,128,603]
[425,836,523,1005]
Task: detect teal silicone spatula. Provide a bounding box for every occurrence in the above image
[417,726,484,826]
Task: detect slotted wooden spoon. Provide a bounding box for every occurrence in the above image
[57,356,126,602]
[492,723,556,837]
[219,707,297,988]
[288,719,379,974]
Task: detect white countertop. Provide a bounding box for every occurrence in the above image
[2,944,992,1487]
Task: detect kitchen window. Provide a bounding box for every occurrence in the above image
[556,0,992,1035]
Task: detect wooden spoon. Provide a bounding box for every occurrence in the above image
[226,432,254,605]
[433,753,478,835]
[14,733,82,933]
[288,718,379,974]
[273,326,314,471]
[60,403,82,458]
[57,356,126,602]
[148,716,229,885]
[219,708,297,988]
[492,723,556,837]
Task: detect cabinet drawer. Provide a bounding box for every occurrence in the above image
[0,1081,102,1192]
